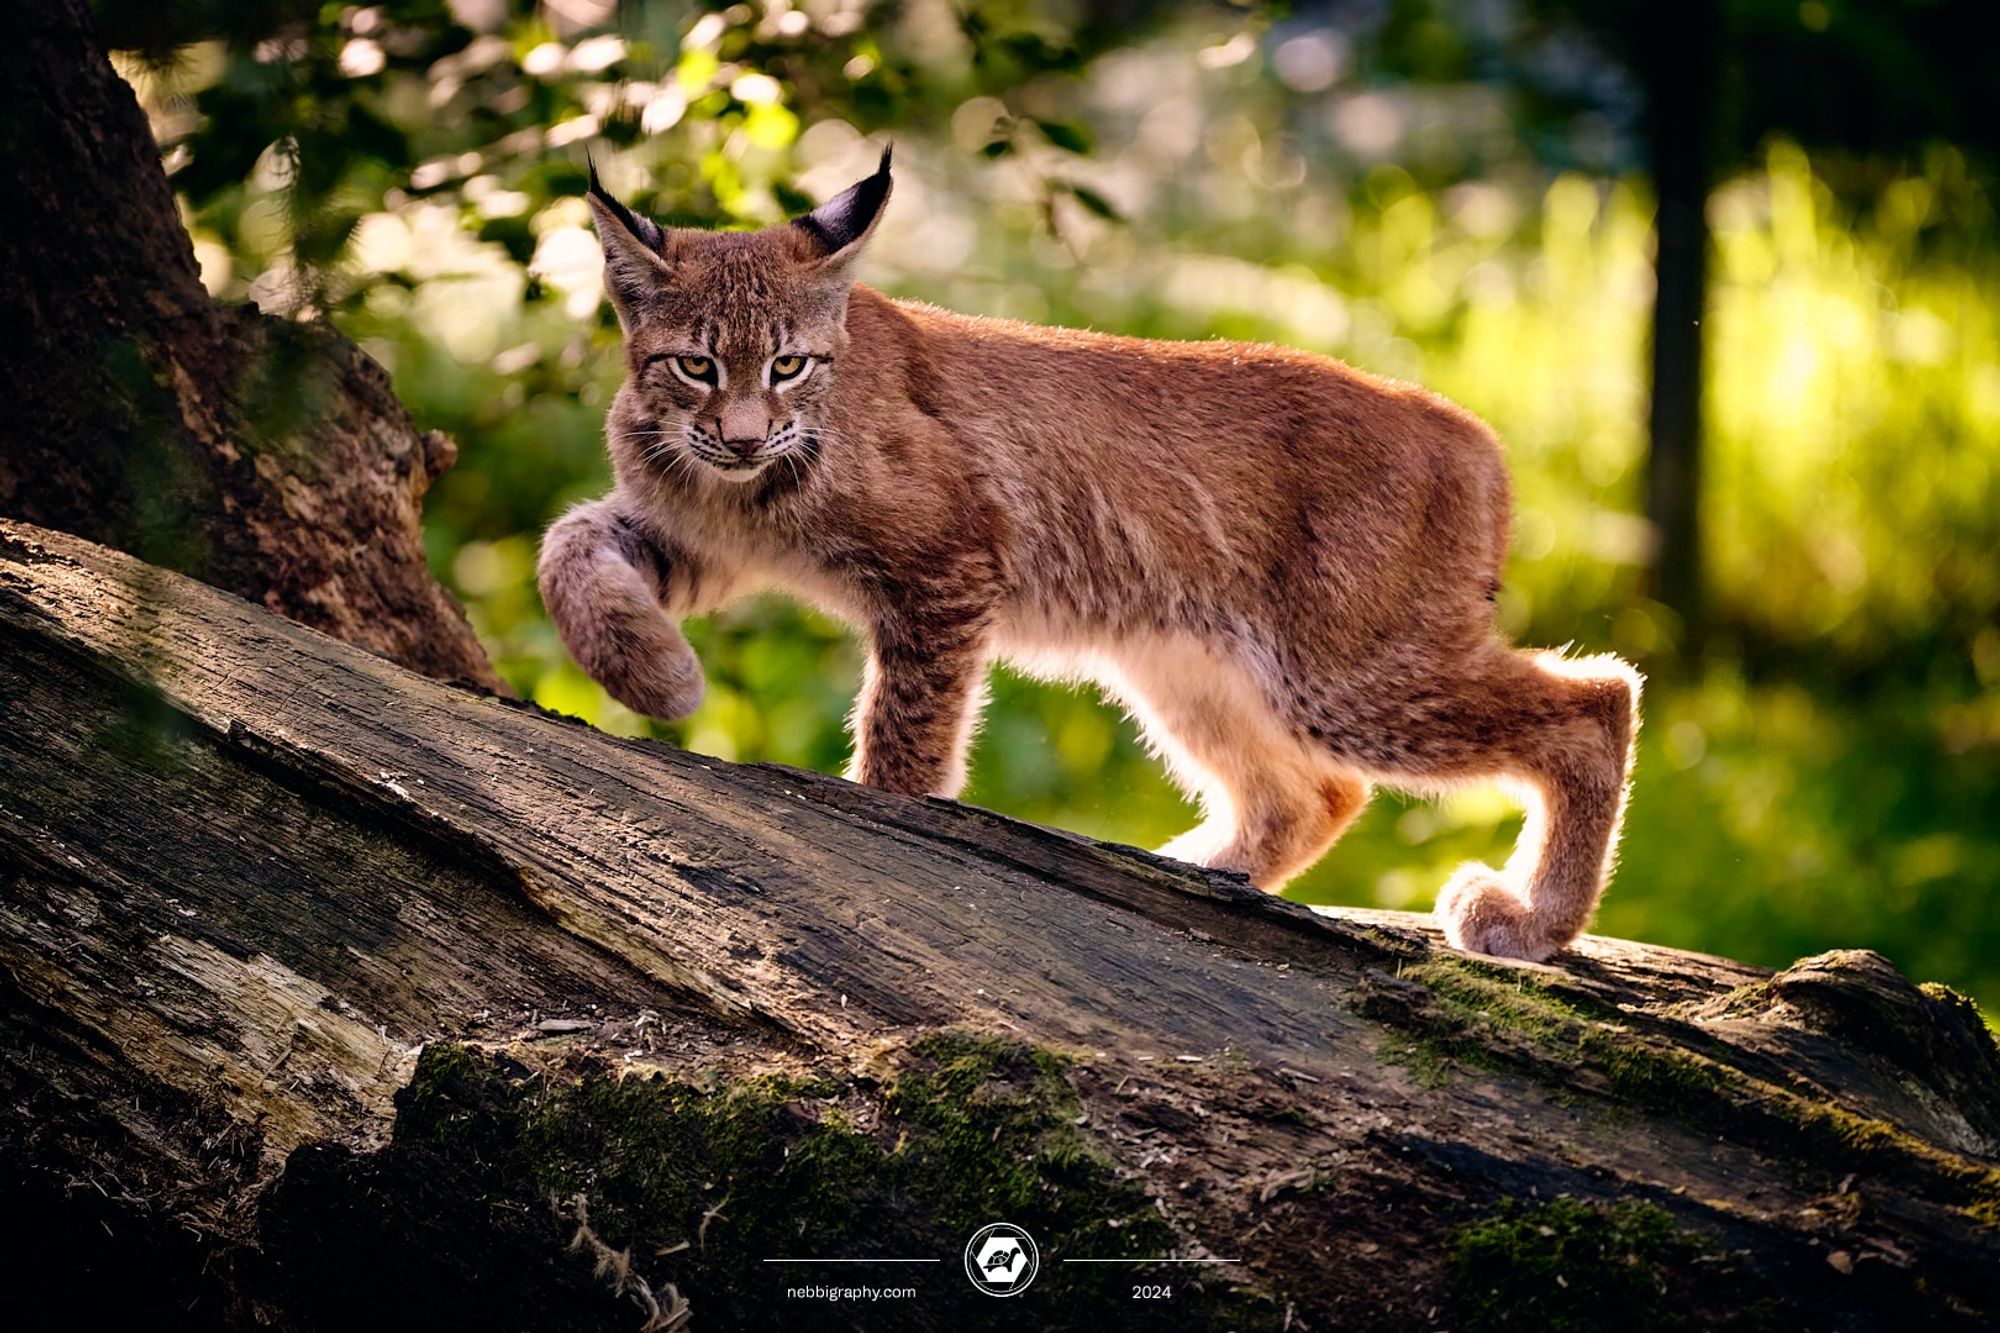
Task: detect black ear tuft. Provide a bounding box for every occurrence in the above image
[584,149,672,328]
[791,145,893,261]
[585,149,664,252]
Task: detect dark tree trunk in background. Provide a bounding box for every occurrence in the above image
[6,520,2000,1332]
[0,0,498,690]
[1638,0,1720,656]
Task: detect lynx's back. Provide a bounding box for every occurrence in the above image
[821,288,1513,659]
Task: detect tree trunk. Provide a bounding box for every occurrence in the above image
[0,0,499,691]
[4,520,1996,1331]
[1639,0,1719,656]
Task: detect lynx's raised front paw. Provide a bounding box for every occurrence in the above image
[537,500,710,723]
[1435,864,1558,962]
[599,648,706,722]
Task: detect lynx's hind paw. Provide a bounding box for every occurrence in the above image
[1435,864,1559,962]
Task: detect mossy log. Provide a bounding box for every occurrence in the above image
[2,519,1997,1332]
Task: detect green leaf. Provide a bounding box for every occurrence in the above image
[478,215,536,266]
[1066,183,1121,221]
[772,181,816,216]
[1034,119,1093,154]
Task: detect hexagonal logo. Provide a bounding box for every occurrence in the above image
[963,1222,1040,1297]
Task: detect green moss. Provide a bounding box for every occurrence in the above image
[1407,958,1623,1030]
[391,1036,1282,1329]
[885,1031,1177,1260]
[1355,926,1428,961]
[1688,978,1778,1021]
[1598,1041,1729,1117]
[1920,982,2000,1043]
[1450,1198,1708,1332]
[517,1066,881,1266]
[1761,1087,2000,1224]
[1363,959,2000,1227]
[1375,959,1722,1110]
[1379,1029,1487,1088]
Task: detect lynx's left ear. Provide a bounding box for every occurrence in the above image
[791,145,892,280]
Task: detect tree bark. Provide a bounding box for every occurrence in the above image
[0,0,499,691]
[3,519,1996,1331]
[1638,0,1720,655]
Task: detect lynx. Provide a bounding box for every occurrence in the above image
[537,148,1642,961]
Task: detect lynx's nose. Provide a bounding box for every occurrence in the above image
[713,405,769,457]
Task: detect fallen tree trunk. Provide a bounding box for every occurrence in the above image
[2,519,1996,1332]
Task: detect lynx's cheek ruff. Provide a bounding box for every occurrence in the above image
[538,145,1643,963]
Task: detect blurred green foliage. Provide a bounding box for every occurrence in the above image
[114,1,2000,1011]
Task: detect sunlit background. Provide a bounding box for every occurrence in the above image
[113,0,2000,1013]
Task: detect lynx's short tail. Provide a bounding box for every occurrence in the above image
[536,499,705,721]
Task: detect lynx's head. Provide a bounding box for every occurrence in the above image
[588,149,892,484]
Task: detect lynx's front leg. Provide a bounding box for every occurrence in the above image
[849,609,992,799]
[537,497,718,721]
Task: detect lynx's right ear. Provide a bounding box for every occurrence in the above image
[791,145,892,281]
[586,155,670,327]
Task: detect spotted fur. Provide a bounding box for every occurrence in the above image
[537,149,1642,962]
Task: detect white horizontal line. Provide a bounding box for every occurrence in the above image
[761,1258,942,1264]
[1060,1258,1243,1264]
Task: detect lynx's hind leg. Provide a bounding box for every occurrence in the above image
[1332,644,1640,961]
[1153,764,1370,890]
[537,498,709,721]
[1109,641,1371,890]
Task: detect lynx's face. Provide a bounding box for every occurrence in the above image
[618,266,848,484]
[588,151,891,485]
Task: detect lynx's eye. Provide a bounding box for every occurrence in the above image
[769,354,810,385]
[672,355,718,385]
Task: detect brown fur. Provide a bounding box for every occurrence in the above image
[537,152,1642,961]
